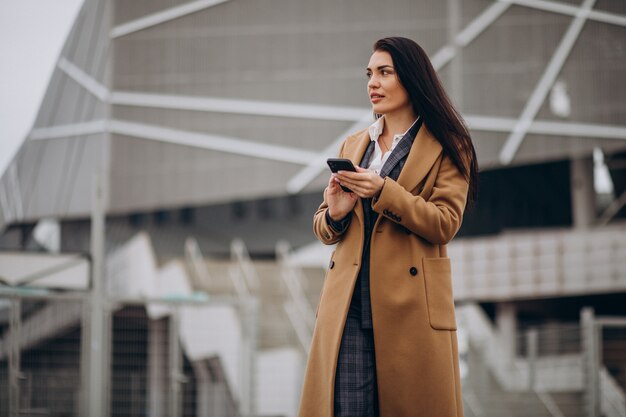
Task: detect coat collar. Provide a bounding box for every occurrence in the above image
[342,122,443,225]
[343,122,443,191]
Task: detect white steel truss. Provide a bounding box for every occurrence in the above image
[499,0,597,164]
[287,0,515,193]
[431,1,512,69]
[29,117,626,144]
[110,91,365,122]
[29,120,318,165]
[57,57,109,102]
[499,0,626,27]
[33,0,626,196]
[110,120,318,164]
[110,0,231,38]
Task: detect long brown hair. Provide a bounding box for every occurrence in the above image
[373,37,478,208]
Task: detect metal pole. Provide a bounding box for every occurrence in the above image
[526,329,538,392]
[85,171,107,417]
[240,296,259,417]
[581,307,600,417]
[169,307,183,417]
[8,298,22,417]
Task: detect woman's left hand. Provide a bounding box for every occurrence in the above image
[336,167,385,199]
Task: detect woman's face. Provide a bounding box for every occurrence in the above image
[366,50,411,116]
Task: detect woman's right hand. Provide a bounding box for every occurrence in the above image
[326,174,358,221]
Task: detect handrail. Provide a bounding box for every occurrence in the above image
[600,367,626,417]
[184,237,212,288]
[230,238,260,292]
[276,240,315,354]
[450,223,626,301]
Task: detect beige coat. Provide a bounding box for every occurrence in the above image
[297,123,469,417]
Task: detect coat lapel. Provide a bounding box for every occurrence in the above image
[396,123,443,192]
[340,123,443,224]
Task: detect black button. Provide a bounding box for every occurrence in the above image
[409,267,418,276]
[330,260,335,269]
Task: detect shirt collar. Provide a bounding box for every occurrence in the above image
[368,115,421,143]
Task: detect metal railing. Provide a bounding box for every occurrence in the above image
[450,224,626,301]
[457,303,626,417]
[0,289,258,417]
[276,240,315,356]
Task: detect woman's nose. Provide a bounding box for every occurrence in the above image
[368,76,380,88]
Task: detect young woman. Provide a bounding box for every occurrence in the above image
[298,37,478,417]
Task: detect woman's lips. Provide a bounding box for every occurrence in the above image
[370,94,384,103]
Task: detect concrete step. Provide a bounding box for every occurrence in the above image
[549,391,586,417]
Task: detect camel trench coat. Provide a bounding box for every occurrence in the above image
[297,123,469,417]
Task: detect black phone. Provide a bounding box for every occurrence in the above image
[327,158,356,193]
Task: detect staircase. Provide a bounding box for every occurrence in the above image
[189,259,324,351]
[457,303,593,417]
[0,300,83,360]
[462,342,557,417]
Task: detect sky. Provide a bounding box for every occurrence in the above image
[0,0,84,177]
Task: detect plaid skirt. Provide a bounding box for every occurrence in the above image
[333,311,380,417]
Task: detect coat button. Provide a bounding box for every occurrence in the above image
[330,260,335,269]
[409,267,418,276]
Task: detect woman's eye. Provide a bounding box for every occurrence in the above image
[366,72,372,79]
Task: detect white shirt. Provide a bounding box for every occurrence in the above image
[366,116,420,174]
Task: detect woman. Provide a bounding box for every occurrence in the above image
[298,37,478,417]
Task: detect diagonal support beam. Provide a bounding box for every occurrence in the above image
[57,57,109,102]
[500,0,626,27]
[110,91,365,122]
[110,0,230,38]
[432,1,512,69]
[598,189,626,226]
[109,120,318,165]
[287,1,513,194]
[499,0,597,165]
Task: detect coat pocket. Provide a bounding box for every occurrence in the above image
[421,257,457,330]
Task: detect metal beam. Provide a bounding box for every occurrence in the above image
[500,0,626,27]
[432,1,511,69]
[499,0,597,165]
[286,116,372,193]
[57,57,109,102]
[28,120,108,140]
[110,91,365,122]
[27,117,626,142]
[289,0,513,194]
[109,120,318,165]
[110,0,231,38]
[598,189,626,226]
[465,115,626,140]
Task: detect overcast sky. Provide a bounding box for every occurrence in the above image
[0,0,83,177]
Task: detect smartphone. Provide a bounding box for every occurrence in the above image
[327,158,356,193]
